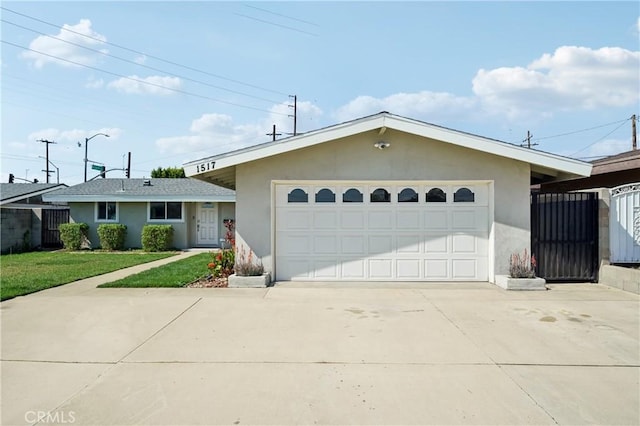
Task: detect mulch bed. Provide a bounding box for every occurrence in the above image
[185,275,228,288]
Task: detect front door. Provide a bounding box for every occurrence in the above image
[197,202,218,245]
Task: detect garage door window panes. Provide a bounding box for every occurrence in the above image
[343,188,363,203]
[398,188,418,202]
[315,188,335,203]
[371,188,390,202]
[149,202,183,221]
[426,188,446,203]
[288,188,308,202]
[454,187,475,202]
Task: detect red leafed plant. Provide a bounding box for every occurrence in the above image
[509,249,537,278]
[207,220,236,278]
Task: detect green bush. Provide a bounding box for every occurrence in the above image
[97,224,127,250]
[59,223,89,251]
[141,225,173,252]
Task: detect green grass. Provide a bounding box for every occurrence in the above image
[99,252,211,288]
[1,251,178,301]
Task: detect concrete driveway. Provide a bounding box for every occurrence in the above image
[1,282,638,425]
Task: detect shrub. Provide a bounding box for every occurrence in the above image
[509,249,537,278]
[59,223,89,251]
[235,246,264,276]
[141,225,173,252]
[208,249,235,278]
[97,224,127,250]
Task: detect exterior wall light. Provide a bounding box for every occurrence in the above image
[374,141,391,149]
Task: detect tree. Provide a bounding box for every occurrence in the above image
[151,166,186,178]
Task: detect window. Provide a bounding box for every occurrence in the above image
[96,202,117,221]
[370,188,390,203]
[315,188,335,203]
[426,188,447,203]
[149,202,183,221]
[454,187,475,202]
[398,188,418,203]
[343,188,363,203]
[288,188,308,203]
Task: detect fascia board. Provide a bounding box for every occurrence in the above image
[388,116,592,177]
[42,195,236,203]
[185,117,384,177]
[3,186,67,205]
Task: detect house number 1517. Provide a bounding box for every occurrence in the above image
[196,161,215,173]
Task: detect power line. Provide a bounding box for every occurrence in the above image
[570,119,630,156]
[535,118,629,141]
[234,13,319,36]
[244,4,321,27]
[2,19,282,105]
[0,5,289,96]
[1,40,289,116]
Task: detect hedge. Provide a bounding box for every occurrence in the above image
[97,224,127,250]
[59,223,89,251]
[141,225,173,252]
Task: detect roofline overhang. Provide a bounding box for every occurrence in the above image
[42,195,236,203]
[1,184,68,205]
[183,113,592,187]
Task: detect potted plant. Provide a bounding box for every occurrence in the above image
[227,246,271,288]
[495,249,547,290]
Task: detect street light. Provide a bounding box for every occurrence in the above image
[82,133,109,182]
[39,156,60,184]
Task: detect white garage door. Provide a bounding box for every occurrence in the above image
[275,182,490,281]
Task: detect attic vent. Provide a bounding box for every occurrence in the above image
[143,179,152,186]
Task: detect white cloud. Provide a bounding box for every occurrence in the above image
[156,101,324,157]
[21,19,108,68]
[334,91,476,123]
[27,128,121,143]
[134,54,147,64]
[107,75,182,95]
[556,137,632,160]
[85,78,104,89]
[472,46,640,118]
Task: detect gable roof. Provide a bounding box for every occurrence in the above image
[42,178,235,203]
[1,183,68,206]
[183,111,592,189]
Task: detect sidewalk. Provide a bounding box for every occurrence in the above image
[31,249,210,297]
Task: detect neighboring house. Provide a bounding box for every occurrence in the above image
[184,112,591,283]
[42,178,235,250]
[1,183,69,252]
[536,149,640,265]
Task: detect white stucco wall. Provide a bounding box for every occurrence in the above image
[234,129,531,280]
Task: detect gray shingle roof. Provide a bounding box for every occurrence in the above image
[1,183,68,205]
[42,178,235,202]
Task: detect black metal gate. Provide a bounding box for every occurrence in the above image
[41,209,69,248]
[531,192,599,282]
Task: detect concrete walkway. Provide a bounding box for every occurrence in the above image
[1,267,638,424]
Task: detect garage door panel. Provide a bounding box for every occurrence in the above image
[369,259,393,279]
[425,259,449,279]
[342,258,366,279]
[313,211,337,228]
[396,210,421,229]
[314,235,337,254]
[275,181,491,281]
[424,210,448,229]
[397,234,421,253]
[368,211,393,229]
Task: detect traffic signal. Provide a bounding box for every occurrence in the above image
[100,165,106,178]
[33,179,39,183]
[8,173,14,183]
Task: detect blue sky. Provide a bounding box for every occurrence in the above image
[2,1,639,185]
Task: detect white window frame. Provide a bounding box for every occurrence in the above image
[147,201,185,222]
[95,201,119,222]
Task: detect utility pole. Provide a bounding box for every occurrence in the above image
[266,124,282,141]
[632,114,637,150]
[288,95,297,136]
[520,131,538,149]
[37,139,56,183]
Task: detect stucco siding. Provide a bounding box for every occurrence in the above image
[235,129,531,279]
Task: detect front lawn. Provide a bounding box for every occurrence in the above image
[0,251,177,301]
[99,252,210,288]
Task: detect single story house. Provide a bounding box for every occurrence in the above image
[42,178,235,249]
[1,183,68,252]
[184,112,591,283]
